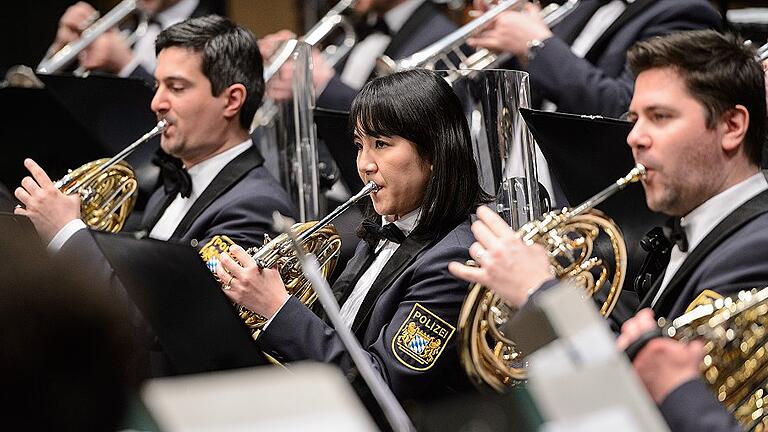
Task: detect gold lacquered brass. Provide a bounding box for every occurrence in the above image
[459,164,645,391]
[53,119,167,233]
[664,287,768,429]
[201,181,378,338]
[201,222,341,337]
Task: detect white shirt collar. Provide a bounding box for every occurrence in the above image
[155,0,199,29]
[381,0,425,33]
[185,139,253,199]
[381,207,420,237]
[680,172,768,252]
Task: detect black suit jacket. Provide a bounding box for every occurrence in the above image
[659,379,742,432]
[523,0,720,117]
[258,219,474,403]
[637,189,768,320]
[58,145,296,375]
[316,1,458,112]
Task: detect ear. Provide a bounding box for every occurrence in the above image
[222,83,247,121]
[720,104,749,154]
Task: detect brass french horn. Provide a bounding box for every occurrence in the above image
[459,164,646,391]
[200,181,378,338]
[658,286,768,429]
[49,119,167,233]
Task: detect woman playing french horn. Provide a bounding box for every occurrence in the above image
[216,69,490,404]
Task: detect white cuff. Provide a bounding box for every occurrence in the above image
[261,293,291,331]
[47,219,88,253]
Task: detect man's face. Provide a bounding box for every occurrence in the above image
[151,47,229,166]
[627,67,728,217]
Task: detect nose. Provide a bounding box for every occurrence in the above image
[356,146,377,181]
[150,85,169,117]
[626,119,650,152]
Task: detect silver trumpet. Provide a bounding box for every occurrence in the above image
[263,0,357,83]
[37,0,148,74]
[376,0,579,82]
[758,42,768,62]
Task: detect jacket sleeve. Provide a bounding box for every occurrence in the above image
[528,2,721,117]
[257,238,469,400]
[659,379,743,432]
[316,75,360,112]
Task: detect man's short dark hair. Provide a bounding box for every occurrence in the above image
[350,69,492,237]
[156,15,264,129]
[628,30,767,166]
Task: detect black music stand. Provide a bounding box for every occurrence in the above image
[315,107,359,192]
[521,109,666,316]
[93,232,268,375]
[0,86,104,190]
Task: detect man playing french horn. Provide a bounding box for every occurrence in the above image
[450,30,768,431]
[15,15,296,375]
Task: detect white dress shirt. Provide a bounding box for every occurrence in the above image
[338,210,420,328]
[150,139,253,240]
[47,139,253,252]
[338,0,425,90]
[651,172,768,307]
[118,0,199,77]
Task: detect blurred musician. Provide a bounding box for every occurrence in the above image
[261,0,459,112]
[44,0,224,80]
[217,69,490,405]
[15,16,296,374]
[449,29,768,431]
[468,0,721,117]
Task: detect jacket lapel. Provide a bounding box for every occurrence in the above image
[350,233,433,337]
[169,145,264,240]
[584,0,655,64]
[332,241,378,306]
[650,189,768,315]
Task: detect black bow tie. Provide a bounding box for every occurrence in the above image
[663,217,689,253]
[354,15,391,40]
[360,220,406,247]
[152,150,192,199]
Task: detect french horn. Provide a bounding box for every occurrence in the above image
[459,164,646,391]
[658,286,768,430]
[200,181,378,338]
[48,119,167,233]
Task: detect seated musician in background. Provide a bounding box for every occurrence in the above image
[15,15,296,374]
[261,0,459,112]
[449,29,768,431]
[217,69,490,405]
[468,0,720,118]
[44,0,224,80]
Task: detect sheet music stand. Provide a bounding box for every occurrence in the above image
[93,232,268,375]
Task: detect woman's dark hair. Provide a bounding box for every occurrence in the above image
[628,30,767,166]
[155,15,264,130]
[350,69,491,237]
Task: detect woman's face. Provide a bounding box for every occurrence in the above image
[355,130,432,218]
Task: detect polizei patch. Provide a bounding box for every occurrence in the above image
[392,303,455,371]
